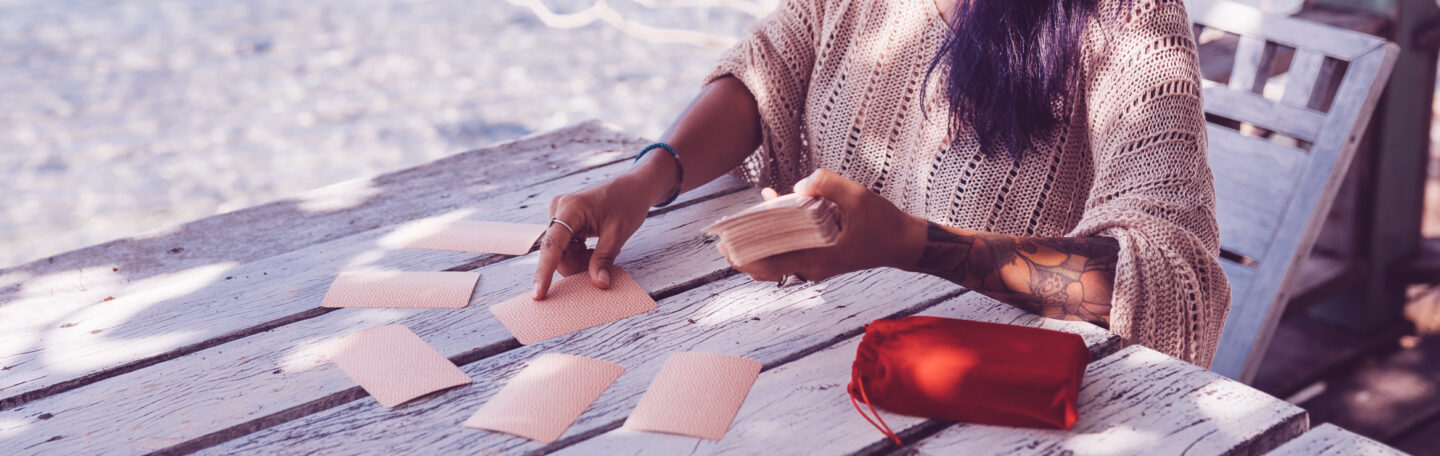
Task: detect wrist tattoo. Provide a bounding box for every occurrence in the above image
[913,222,1119,327]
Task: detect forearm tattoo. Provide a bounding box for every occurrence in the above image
[913,222,1119,327]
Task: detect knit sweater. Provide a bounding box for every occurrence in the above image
[704,0,1231,367]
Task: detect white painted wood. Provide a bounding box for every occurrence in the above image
[208,289,1117,454]
[1212,42,1400,382]
[1265,423,1408,456]
[0,120,642,322]
[1203,83,1326,141]
[548,293,1120,456]
[905,345,1307,456]
[0,156,746,405]
[0,181,758,455]
[1186,0,1389,60]
[1187,0,1403,382]
[1217,198,1281,261]
[1230,35,1269,93]
[1281,49,1327,108]
[202,271,971,455]
[1207,124,1308,260]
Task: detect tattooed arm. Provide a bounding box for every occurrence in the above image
[720,169,1119,327]
[906,222,1119,327]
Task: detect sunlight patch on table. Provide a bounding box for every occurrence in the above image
[45,329,201,375]
[1192,375,1276,443]
[689,280,832,327]
[1059,425,1163,456]
[297,179,380,213]
[281,309,413,373]
[376,209,478,249]
[0,416,28,439]
[38,263,232,373]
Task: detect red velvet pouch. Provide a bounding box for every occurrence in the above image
[847,316,1090,444]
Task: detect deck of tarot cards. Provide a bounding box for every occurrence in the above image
[702,193,843,267]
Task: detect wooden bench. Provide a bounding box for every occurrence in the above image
[1186,0,1399,382]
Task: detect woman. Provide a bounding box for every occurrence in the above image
[532,0,1230,367]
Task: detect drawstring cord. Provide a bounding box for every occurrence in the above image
[849,374,902,446]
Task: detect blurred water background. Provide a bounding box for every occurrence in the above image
[0,0,775,268]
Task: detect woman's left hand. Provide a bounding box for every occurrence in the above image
[722,168,928,283]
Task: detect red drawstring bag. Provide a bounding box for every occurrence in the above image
[847,316,1090,445]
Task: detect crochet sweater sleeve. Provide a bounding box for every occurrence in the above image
[701,0,823,188]
[1069,0,1231,367]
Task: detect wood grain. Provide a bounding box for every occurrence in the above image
[200,270,969,456]
[1203,83,1325,142]
[1213,41,1400,382]
[1264,423,1406,456]
[1188,0,1402,381]
[0,154,746,409]
[0,120,641,308]
[0,122,666,404]
[550,292,1121,456]
[1186,0,1389,60]
[903,345,1308,456]
[1207,124,1307,261]
[0,168,754,455]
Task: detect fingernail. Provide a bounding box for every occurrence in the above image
[795,173,817,191]
[532,282,543,300]
[597,268,611,287]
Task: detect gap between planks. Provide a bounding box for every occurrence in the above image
[0,125,647,406]
[545,293,1120,456]
[151,192,754,456]
[0,169,746,413]
[0,184,763,456]
[530,290,974,456]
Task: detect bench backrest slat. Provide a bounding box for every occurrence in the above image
[1187,0,1398,382]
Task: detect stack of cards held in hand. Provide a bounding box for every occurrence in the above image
[703,194,842,267]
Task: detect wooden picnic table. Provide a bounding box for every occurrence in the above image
[0,122,1331,455]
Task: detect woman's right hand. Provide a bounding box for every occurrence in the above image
[532,154,677,300]
[532,76,765,299]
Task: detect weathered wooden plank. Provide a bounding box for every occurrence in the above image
[1208,124,1308,261]
[1214,43,1400,382]
[0,120,642,308]
[198,270,977,456]
[1216,197,1280,263]
[0,187,763,456]
[1208,124,1307,208]
[548,292,1120,456]
[1230,35,1270,93]
[0,155,747,408]
[1186,0,1388,60]
[1203,83,1325,142]
[1265,423,1406,456]
[0,122,676,398]
[903,345,1308,456]
[1281,49,1326,108]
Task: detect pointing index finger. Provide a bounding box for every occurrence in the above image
[532,222,572,300]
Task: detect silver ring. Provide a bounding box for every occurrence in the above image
[549,217,575,235]
[778,273,808,288]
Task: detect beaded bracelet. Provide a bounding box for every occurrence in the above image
[634,142,684,208]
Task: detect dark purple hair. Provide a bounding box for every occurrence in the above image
[926,0,1108,163]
